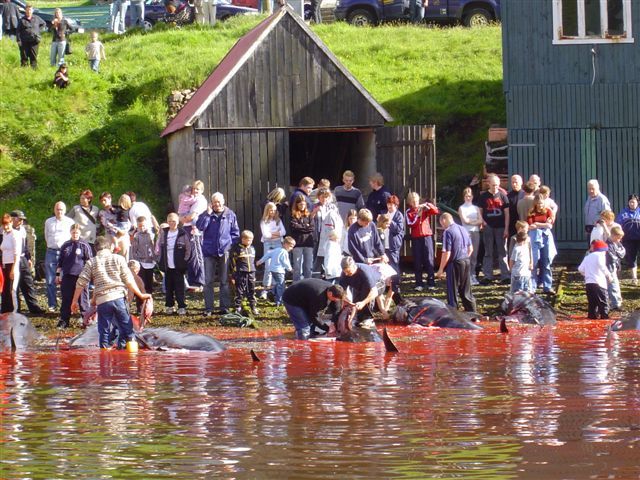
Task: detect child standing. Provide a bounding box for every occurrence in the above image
[323,230,342,282]
[509,230,533,293]
[578,240,613,319]
[256,236,295,306]
[156,213,191,315]
[130,216,156,295]
[229,230,258,315]
[606,226,626,311]
[342,209,358,255]
[85,31,106,72]
[56,224,93,328]
[259,202,286,299]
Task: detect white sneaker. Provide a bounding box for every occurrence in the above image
[470,275,479,286]
[165,307,175,315]
[414,286,424,292]
[177,308,187,315]
[259,291,268,300]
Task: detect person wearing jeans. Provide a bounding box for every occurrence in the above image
[72,236,150,349]
[43,202,75,311]
[129,0,145,28]
[282,279,344,340]
[110,0,130,34]
[196,192,239,315]
[49,8,67,66]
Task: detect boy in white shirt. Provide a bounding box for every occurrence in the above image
[578,240,612,319]
[509,230,533,293]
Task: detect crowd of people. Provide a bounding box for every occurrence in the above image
[1,170,638,345]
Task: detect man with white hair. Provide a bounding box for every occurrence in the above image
[584,179,611,240]
[196,192,240,316]
[44,201,75,312]
[507,174,523,237]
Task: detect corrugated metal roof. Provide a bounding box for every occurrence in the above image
[161,6,391,137]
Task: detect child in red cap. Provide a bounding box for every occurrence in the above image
[578,240,613,319]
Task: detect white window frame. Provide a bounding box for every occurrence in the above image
[552,0,634,44]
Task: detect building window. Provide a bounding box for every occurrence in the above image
[553,0,634,44]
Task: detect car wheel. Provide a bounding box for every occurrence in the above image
[347,8,375,26]
[143,18,154,31]
[463,8,492,27]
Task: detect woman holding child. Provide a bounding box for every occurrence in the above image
[527,193,557,294]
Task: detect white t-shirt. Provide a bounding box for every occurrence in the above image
[510,242,531,278]
[1,230,22,266]
[166,230,178,269]
[129,201,153,226]
[459,202,481,233]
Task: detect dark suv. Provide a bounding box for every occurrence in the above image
[334,0,500,27]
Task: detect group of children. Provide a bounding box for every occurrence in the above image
[52,32,107,89]
[507,213,626,320]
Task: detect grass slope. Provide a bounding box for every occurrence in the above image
[0,18,503,248]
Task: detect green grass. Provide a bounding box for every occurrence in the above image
[0,18,503,253]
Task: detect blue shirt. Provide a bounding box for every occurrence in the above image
[196,207,240,257]
[442,223,471,263]
[366,186,391,219]
[57,239,93,276]
[259,246,292,274]
[347,222,385,263]
[339,263,380,303]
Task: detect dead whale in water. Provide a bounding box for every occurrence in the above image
[334,307,383,343]
[500,292,557,326]
[392,298,483,330]
[0,313,47,350]
[609,311,640,331]
[68,324,226,352]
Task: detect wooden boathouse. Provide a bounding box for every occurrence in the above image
[502,0,640,249]
[161,6,436,241]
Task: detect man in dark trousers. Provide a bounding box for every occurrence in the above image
[282,279,344,340]
[435,213,477,312]
[16,5,46,68]
[478,174,510,284]
[11,210,45,314]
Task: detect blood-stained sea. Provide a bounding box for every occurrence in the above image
[1,321,639,479]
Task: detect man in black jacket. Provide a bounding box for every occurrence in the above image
[11,210,45,315]
[17,5,46,68]
[1,0,21,41]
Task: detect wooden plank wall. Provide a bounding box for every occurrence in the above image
[509,127,640,249]
[197,13,386,129]
[194,129,290,238]
[376,125,437,255]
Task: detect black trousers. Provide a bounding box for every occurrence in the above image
[19,41,39,68]
[1,263,18,313]
[165,268,186,308]
[234,271,256,308]
[139,266,154,294]
[60,274,90,322]
[586,283,608,319]
[17,257,42,313]
[446,257,477,312]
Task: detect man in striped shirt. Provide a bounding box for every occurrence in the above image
[71,236,150,349]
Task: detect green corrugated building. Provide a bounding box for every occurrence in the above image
[502,0,639,249]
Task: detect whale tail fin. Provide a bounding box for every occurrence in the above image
[250,349,261,362]
[499,317,509,334]
[10,327,17,351]
[382,327,399,353]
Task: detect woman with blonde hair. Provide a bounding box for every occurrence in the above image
[259,202,286,298]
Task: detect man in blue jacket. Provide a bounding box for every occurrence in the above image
[196,192,240,316]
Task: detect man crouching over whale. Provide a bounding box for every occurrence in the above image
[282,279,345,340]
[71,236,151,349]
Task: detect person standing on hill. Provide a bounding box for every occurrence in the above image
[85,31,106,72]
[16,5,46,68]
[1,0,21,41]
[410,0,428,23]
[49,8,69,67]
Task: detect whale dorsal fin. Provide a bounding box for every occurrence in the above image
[383,327,399,353]
[250,349,261,362]
[10,327,17,351]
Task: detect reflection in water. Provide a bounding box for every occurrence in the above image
[1,322,639,478]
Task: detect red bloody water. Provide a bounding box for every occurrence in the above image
[1,321,639,479]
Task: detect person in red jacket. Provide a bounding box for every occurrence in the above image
[405,191,439,291]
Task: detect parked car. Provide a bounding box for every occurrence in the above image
[334,0,500,27]
[126,0,258,29]
[11,0,83,33]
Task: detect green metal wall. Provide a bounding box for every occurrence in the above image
[503,1,640,248]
